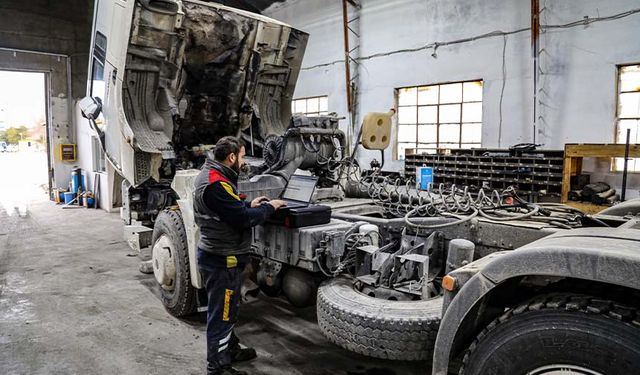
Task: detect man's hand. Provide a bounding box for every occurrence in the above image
[268,199,287,210]
[250,196,270,208]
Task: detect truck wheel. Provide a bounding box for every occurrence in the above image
[317,276,441,360]
[459,293,640,375]
[151,209,197,317]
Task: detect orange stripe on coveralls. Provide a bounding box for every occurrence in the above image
[223,289,233,321]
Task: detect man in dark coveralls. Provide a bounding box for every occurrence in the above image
[193,136,286,375]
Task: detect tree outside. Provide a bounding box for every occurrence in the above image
[0,71,46,148]
[0,126,30,144]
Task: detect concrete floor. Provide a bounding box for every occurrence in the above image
[0,154,429,374]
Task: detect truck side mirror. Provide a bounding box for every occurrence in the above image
[79,96,103,120]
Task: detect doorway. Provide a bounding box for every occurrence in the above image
[0,70,48,216]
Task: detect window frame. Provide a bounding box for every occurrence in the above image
[613,64,640,172]
[291,95,329,117]
[88,31,108,129]
[91,135,106,173]
[395,80,483,160]
[90,31,107,100]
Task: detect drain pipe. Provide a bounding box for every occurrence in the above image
[66,56,74,143]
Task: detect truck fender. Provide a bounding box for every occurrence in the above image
[432,228,640,375]
[598,197,640,217]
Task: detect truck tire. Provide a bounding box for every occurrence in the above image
[152,209,197,317]
[459,293,640,375]
[316,276,441,361]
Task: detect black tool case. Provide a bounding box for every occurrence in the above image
[269,205,331,228]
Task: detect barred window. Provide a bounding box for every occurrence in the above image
[615,65,640,172]
[291,96,329,117]
[396,80,483,159]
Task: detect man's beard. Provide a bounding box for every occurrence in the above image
[232,159,241,173]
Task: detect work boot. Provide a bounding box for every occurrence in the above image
[230,345,257,362]
[207,365,248,375]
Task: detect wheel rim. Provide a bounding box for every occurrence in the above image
[527,364,604,375]
[152,234,176,291]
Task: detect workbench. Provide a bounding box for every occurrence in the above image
[561,143,640,203]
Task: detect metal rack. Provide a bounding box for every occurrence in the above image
[404,148,564,199]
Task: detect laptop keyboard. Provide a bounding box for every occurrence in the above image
[283,201,306,209]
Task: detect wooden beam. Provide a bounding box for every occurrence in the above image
[565,143,640,158]
[561,156,572,203]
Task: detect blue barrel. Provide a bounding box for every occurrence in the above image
[71,169,83,194]
[63,192,76,204]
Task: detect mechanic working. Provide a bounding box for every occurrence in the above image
[193,136,286,375]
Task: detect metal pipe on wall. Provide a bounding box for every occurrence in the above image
[0,46,67,58]
[66,56,74,143]
[341,0,361,155]
[531,0,540,144]
[341,0,352,115]
[622,128,631,201]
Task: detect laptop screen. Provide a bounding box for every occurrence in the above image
[282,175,318,203]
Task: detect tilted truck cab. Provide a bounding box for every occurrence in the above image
[82,0,322,312]
[80,0,342,314]
[81,0,362,321]
[86,0,308,189]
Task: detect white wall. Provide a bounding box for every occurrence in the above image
[74,105,114,210]
[264,0,640,180]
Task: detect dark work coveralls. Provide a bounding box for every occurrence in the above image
[193,157,275,372]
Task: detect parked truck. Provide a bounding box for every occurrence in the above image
[80,1,640,373]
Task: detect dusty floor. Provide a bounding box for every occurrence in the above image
[0,174,430,374]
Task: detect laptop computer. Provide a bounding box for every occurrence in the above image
[280,175,318,209]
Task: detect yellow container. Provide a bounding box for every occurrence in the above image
[361,110,394,150]
[53,189,67,203]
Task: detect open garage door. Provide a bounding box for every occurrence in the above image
[0,70,49,215]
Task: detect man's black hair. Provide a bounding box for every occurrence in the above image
[214,136,245,162]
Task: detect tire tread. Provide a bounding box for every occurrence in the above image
[152,209,197,317]
[316,277,441,361]
[459,293,640,375]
